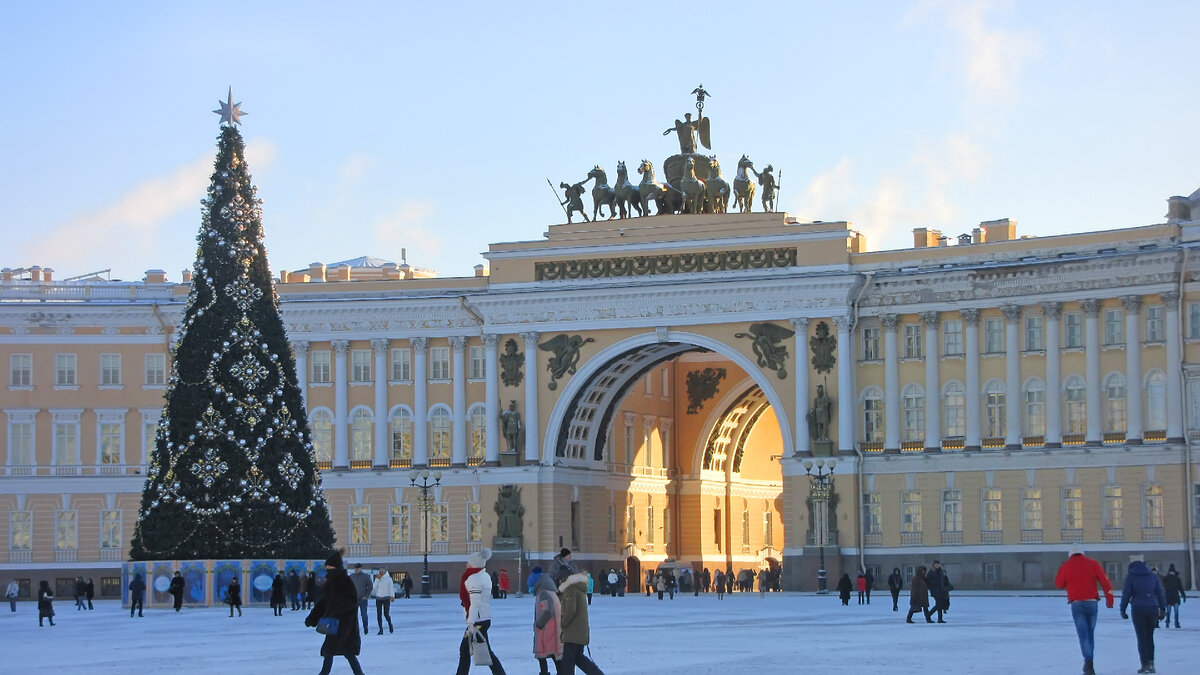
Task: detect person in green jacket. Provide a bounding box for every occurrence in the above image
[558,571,604,674]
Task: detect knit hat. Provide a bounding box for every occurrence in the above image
[467,547,492,569]
[560,547,572,558]
[1068,544,1083,557]
[325,548,344,568]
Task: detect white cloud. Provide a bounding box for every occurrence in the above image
[371,201,438,265]
[793,158,854,222]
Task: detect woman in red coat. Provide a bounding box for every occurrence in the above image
[498,569,510,599]
[856,572,867,605]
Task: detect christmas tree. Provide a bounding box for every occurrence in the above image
[129,92,335,560]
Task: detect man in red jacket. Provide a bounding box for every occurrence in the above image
[1054,544,1115,675]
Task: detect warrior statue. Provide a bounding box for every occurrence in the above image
[559,180,590,223]
[500,400,523,453]
[757,164,778,212]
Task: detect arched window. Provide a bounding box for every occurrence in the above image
[1065,376,1087,434]
[351,408,373,463]
[984,380,1006,438]
[1104,373,1126,433]
[311,409,333,464]
[1146,371,1167,432]
[1024,379,1045,436]
[469,405,487,462]
[430,408,451,461]
[861,387,883,443]
[902,384,924,442]
[390,407,413,462]
[943,382,965,437]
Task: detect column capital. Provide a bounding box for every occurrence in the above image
[1081,299,1101,316]
[1121,295,1143,312]
[920,311,941,327]
[482,334,501,348]
[1001,305,1022,322]
[880,314,898,330]
[520,331,540,345]
[1040,302,1062,319]
[331,339,350,354]
[370,338,390,353]
[449,336,468,352]
[1161,290,1180,306]
[831,315,852,331]
[290,340,310,354]
[960,308,980,325]
[789,317,810,332]
[411,336,429,354]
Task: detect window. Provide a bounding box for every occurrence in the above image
[390,408,413,462]
[664,507,672,547]
[647,505,655,544]
[10,354,32,387]
[1024,380,1045,436]
[943,320,963,356]
[1105,373,1127,433]
[661,368,670,398]
[944,382,965,437]
[1144,484,1163,528]
[984,381,1006,438]
[1103,486,1123,529]
[1022,487,1042,531]
[1194,484,1200,524]
[1145,305,1164,342]
[144,353,166,386]
[1024,316,1043,350]
[469,406,486,462]
[7,413,34,466]
[391,348,411,381]
[762,508,773,546]
[430,408,451,461]
[627,505,636,544]
[350,349,371,382]
[1063,487,1083,530]
[902,324,922,358]
[350,505,370,544]
[608,505,616,543]
[100,354,122,386]
[1146,371,1167,432]
[56,511,77,550]
[389,504,409,543]
[901,491,922,532]
[982,489,1002,531]
[311,410,333,464]
[983,563,1002,583]
[55,353,77,386]
[942,490,962,532]
[902,385,924,442]
[10,511,32,551]
[862,326,880,360]
[1065,312,1083,348]
[643,423,653,467]
[862,493,882,534]
[861,387,883,443]
[1104,309,1123,345]
[429,347,450,380]
[141,413,159,466]
[468,503,482,542]
[623,419,634,465]
[741,507,750,548]
[53,414,80,466]
[644,374,652,396]
[99,421,122,465]
[350,408,373,462]
[984,318,1004,353]
[713,506,722,549]
[1190,303,1200,339]
[101,510,122,550]
[1065,377,1087,434]
[469,345,486,379]
[311,350,331,384]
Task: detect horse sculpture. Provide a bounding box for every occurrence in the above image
[586,165,617,221]
[637,159,670,216]
[705,156,730,214]
[680,157,707,214]
[733,155,756,214]
[614,161,642,219]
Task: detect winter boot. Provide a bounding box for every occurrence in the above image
[1082,659,1094,675]
[1137,663,1155,674]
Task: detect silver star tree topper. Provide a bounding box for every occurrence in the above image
[213,87,247,126]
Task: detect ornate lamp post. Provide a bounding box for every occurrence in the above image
[409,469,442,598]
[804,458,836,594]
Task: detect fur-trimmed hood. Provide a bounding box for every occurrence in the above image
[560,572,589,590]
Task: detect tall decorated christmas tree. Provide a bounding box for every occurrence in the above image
[129,91,335,560]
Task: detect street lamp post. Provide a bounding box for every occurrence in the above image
[805,458,836,594]
[409,469,442,598]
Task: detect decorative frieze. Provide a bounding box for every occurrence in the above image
[534,247,796,281]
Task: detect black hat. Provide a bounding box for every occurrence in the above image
[325,548,344,569]
[560,548,572,558]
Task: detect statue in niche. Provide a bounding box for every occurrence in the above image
[686,367,726,414]
[500,400,523,453]
[734,322,795,379]
[539,334,596,390]
[809,321,836,375]
[494,484,525,539]
[499,338,523,387]
[806,383,833,441]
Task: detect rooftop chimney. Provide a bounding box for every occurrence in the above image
[182,269,193,283]
[912,228,941,248]
[144,269,167,284]
[979,218,1016,242]
[308,262,326,282]
[29,266,42,282]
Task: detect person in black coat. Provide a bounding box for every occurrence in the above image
[400,573,413,599]
[887,567,904,612]
[287,570,302,611]
[305,549,364,675]
[85,578,95,610]
[305,571,318,609]
[926,560,949,623]
[1162,564,1186,628]
[37,580,55,627]
[169,572,185,612]
[128,573,146,618]
[864,569,875,604]
[837,573,853,606]
[226,578,242,617]
[271,572,287,616]
[73,577,87,611]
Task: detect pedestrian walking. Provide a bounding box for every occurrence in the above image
[305,548,365,675]
[498,569,510,599]
[1162,564,1186,628]
[37,580,54,627]
[549,548,576,581]
[926,560,951,622]
[5,578,18,612]
[129,573,146,618]
[758,569,768,598]
[714,570,725,600]
[288,569,302,611]
[456,547,506,675]
[701,568,711,594]
[373,568,394,634]
[606,569,618,598]
[615,569,626,597]
[856,571,867,605]
[349,563,372,634]
[906,566,932,624]
[85,578,95,610]
[531,564,562,675]
[169,571,185,611]
[73,576,87,610]
[271,571,287,616]
[644,569,654,597]
[305,571,318,609]
[887,567,904,611]
[400,572,413,599]
[837,573,853,606]
[585,571,594,605]
[226,577,242,617]
[1054,543,1115,675]
[864,568,875,604]
[559,570,606,674]
[1120,554,1167,674]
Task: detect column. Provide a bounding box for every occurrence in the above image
[962,309,981,451]
[921,311,941,451]
[1002,306,1022,449]
[483,334,501,464]
[332,340,350,469]
[1162,291,1184,442]
[291,340,309,408]
[833,316,854,452]
[521,332,540,463]
[790,318,810,454]
[450,336,468,466]
[882,315,900,451]
[1123,295,1143,444]
[412,337,429,466]
[1082,299,1102,446]
[371,338,390,468]
[1042,303,1062,448]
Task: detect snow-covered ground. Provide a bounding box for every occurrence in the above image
[7,592,1192,674]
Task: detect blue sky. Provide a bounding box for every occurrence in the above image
[3,1,1198,281]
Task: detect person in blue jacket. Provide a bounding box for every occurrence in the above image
[1119,554,1167,674]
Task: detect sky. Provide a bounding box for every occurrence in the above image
[3,1,1199,282]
